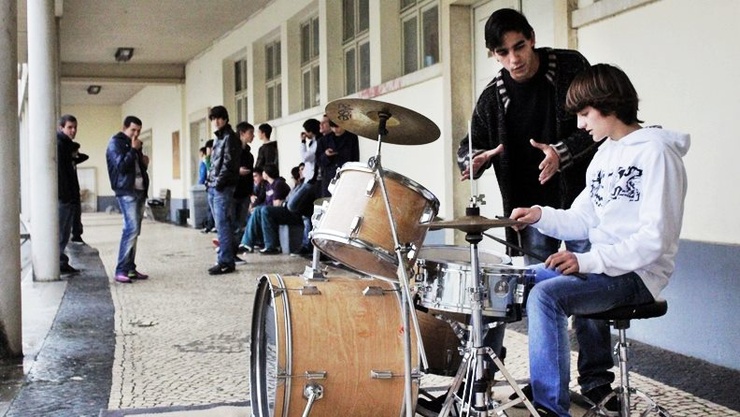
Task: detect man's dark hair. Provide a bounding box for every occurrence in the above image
[236,121,255,134]
[253,167,263,176]
[262,163,279,179]
[123,115,143,128]
[485,8,534,50]
[259,123,273,138]
[302,118,321,137]
[58,114,77,127]
[205,139,214,149]
[199,146,207,154]
[566,64,643,125]
[291,166,301,181]
[209,105,229,122]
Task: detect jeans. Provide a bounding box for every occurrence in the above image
[209,186,236,266]
[58,201,76,266]
[115,192,146,274]
[71,201,83,239]
[528,265,654,416]
[260,206,303,250]
[482,227,592,365]
[241,205,266,248]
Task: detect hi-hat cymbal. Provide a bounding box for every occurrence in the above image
[420,215,522,233]
[325,98,440,145]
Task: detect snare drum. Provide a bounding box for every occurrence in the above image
[312,163,439,280]
[250,274,418,417]
[414,245,533,321]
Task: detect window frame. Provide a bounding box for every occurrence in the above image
[400,0,440,75]
[342,0,370,95]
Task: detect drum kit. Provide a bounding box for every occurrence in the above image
[250,99,540,417]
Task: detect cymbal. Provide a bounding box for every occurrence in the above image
[420,215,522,233]
[325,98,440,145]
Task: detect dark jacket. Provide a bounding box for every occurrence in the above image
[106,131,149,197]
[255,141,279,172]
[233,144,254,199]
[456,48,598,249]
[57,131,81,203]
[207,124,241,191]
[315,130,360,180]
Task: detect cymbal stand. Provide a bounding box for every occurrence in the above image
[368,111,426,417]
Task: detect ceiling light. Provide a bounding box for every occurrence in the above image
[115,47,134,62]
[87,85,101,95]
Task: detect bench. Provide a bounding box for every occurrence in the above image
[279,223,305,254]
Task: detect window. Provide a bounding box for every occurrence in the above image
[300,15,320,110]
[265,39,282,119]
[342,0,370,95]
[234,58,248,122]
[401,0,439,75]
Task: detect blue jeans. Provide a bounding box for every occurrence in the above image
[59,201,76,266]
[528,265,654,416]
[209,186,236,266]
[115,192,146,274]
[241,205,266,248]
[260,206,303,250]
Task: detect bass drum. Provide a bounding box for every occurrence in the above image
[250,274,418,417]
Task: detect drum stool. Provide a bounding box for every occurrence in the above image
[581,299,672,417]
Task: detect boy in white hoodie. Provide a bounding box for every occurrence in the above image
[510,64,689,417]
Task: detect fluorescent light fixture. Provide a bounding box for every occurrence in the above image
[115,47,134,62]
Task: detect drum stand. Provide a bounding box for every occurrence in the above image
[434,204,539,417]
[367,111,429,417]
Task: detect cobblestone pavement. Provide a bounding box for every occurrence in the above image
[6,213,739,417]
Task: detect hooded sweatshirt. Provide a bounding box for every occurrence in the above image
[533,127,690,298]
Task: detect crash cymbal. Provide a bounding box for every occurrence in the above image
[325,98,440,145]
[420,215,522,233]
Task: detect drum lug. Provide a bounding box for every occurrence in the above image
[300,285,321,295]
[362,286,385,296]
[304,371,327,380]
[350,216,363,235]
[370,370,394,379]
[365,177,377,196]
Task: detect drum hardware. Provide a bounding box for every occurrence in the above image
[302,384,324,417]
[301,200,328,281]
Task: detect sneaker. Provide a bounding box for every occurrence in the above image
[530,404,558,417]
[584,384,619,414]
[259,247,281,255]
[234,256,247,265]
[237,244,253,254]
[128,270,149,280]
[212,238,220,247]
[290,246,313,257]
[60,264,80,275]
[509,383,533,408]
[115,273,133,283]
[208,263,235,275]
[70,237,85,245]
[200,227,212,234]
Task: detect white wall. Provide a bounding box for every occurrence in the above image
[576,0,740,244]
[60,105,122,197]
[121,85,186,199]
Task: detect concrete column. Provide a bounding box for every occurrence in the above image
[0,0,23,357]
[28,0,60,281]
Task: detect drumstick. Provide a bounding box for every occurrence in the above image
[482,231,587,281]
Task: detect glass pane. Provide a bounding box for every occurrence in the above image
[267,85,275,120]
[343,0,355,42]
[403,17,418,74]
[312,17,320,59]
[303,70,311,110]
[312,66,320,107]
[266,45,274,80]
[422,6,439,67]
[358,0,369,33]
[234,61,242,92]
[275,42,282,77]
[237,100,243,122]
[359,41,370,90]
[276,82,282,118]
[301,23,310,65]
[345,48,356,95]
[401,0,416,11]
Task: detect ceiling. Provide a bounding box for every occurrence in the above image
[18,0,273,105]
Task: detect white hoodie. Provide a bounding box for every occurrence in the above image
[534,127,690,298]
